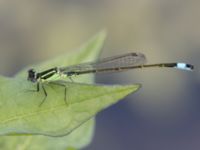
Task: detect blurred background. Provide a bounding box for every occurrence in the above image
[0,0,199,150]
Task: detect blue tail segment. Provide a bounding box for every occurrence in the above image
[175,63,194,71]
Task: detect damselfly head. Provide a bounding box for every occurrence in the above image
[27,69,37,82]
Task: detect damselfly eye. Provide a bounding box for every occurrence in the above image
[27,69,37,82]
[28,69,35,73]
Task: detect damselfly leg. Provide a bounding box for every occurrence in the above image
[39,83,48,107]
[49,81,68,105]
[33,81,68,106]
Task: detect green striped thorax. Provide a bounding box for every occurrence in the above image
[27,67,64,83]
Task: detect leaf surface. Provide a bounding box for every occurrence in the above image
[0,31,140,150]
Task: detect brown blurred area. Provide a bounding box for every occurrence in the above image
[0,0,199,150]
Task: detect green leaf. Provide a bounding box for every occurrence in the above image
[0,30,140,150]
[0,119,94,150]
[0,78,140,136]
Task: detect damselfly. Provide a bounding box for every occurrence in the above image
[27,52,193,106]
